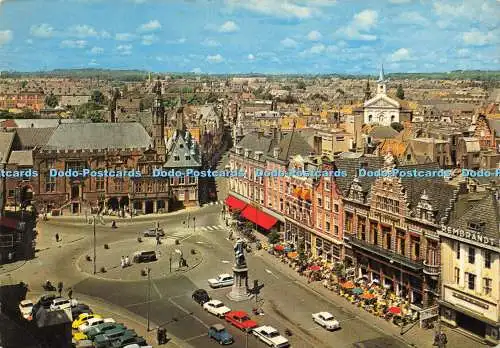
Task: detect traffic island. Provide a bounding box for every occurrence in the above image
[76,237,203,281]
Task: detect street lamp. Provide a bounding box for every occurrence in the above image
[88,214,105,275]
[146,267,151,331]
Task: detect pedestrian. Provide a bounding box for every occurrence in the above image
[121,256,125,268]
[57,281,63,297]
[157,328,164,345]
[67,288,73,299]
[55,233,60,243]
[125,255,130,267]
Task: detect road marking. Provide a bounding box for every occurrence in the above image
[265,269,279,279]
[152,280,163,299]
[185,333,207,342]
[221,260,230,264]
[168,297,209,329]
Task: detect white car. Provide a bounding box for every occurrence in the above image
[50,297,71,311]
[19,300,34,320]
[78,317,115,332]
[203,300,231,318]
[252,326,290,348]
[312,312,340,330]
[208,274,234,288]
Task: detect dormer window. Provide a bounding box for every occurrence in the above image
[180,144,184,148]
[174,154,180,161]
[468,220,485,232]
[185,155,191,160]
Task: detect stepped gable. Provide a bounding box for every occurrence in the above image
[335,154,384,195]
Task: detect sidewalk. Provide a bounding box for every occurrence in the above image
[256,249,488,348]
[27,290,193,348]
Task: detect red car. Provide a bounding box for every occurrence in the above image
[225,311,258,331]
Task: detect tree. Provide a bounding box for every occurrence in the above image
[297,81,306,90]
[45,94,58,108]
[391,122,404,132]
[91,90,105,104]
[396,84,405,100]
[268,231,280,244]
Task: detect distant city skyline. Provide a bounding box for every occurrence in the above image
[0,0,499,74]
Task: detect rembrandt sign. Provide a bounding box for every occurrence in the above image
[440,225,498,247]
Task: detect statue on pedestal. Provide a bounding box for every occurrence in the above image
[234,239,247,268]
[227,238,253,302]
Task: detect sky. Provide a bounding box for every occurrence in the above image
[0,0,499,74]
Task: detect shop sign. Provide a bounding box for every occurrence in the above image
[452,292,489,309]
[439,225,498,247]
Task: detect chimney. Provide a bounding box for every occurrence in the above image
[272,126,282,144]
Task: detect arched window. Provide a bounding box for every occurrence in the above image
[391,115,395,122]
[368,114,372,122]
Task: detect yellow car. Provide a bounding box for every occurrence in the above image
[72,331,88,341]
[72,313,102,329]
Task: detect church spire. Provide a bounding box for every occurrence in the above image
[378,64,385,82]
[376,64,387,95]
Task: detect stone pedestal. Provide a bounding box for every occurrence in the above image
[227,266,253,302]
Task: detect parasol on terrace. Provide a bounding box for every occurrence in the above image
[287,251,298,259]
[388,306,401,315]
[274,245,285,251]
[308,265,322,271]
[341,280,355,289]
[352,287,364,295]
[361,292,376,300]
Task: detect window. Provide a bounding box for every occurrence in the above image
[189,176,196,184]
[483,278,492,296]
[185,155,191,160]
[169,177,174,185]
[324,180,330,191]
[135,182,142,193]
[468,247,475,264]
[325,221,331,232]
[7,190,14,198]
[345,213,353,233]
[485,251,491,268]
[386,233,392,250]
[334,225,339,236]
[317,198,322,207]
[45,174,56,192]
[178,191,185,200]
[466,273,476,291]
[179,176,185,185]
[334,204,339,213]
[114,179,124,192]
[147,182,154,193]
[316,214,322,228]
[96,176,105,191]
[189,189,196,200]
[454,267,460,284]
[325,197,330,210]
[174,155,180,161]
[456,242,460,259]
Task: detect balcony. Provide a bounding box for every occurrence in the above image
[350,236,424,271]
[423,261,440,276]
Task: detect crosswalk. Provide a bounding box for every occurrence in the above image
[203,201,225,206]
[198,224,226,232]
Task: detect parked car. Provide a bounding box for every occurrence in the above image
[225,311,258,331]
[312,312,340,330]
[72,313,102,329]
[132,251,157,263]
[86,322,126,340]
[123,345,153,348]
[111,335,146,347]
[94,328,136,348]
[73,339,94,348]
[142,228,165,237]
[38,294,57,308]
[203,300,231,318]
[253,326,290,348]
[71,304,93,318]
[192,289,210,305]
[78,317,115,332]
[51,297,71,311]
[208,274,234,288]
[208,324,234,345]
[19,299,34,320]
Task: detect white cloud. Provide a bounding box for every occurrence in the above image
[138,20,161,33]
[336,9,378,41]
[389,0,411,3]
[141,34,158,45]
[100,30,111,39]
[433,1,499,27]
[191,67,202,74]
[462,29,496,46]
[280,37,298,48]
[69,25,99,38]
[88,59,99,66]
[25,39,33,45]
[60,40,87,48]
[300,43,337,57]
[131,0,147,3]
[0,30,12,46]
[389,48,411,61]
[396,11,428,25]
[90,46,104,54]
[219,21,239,33]
[30,24,54,38]
[248,54,255,60]
[115,33,136,41]
[206,54,224,63]
[224,0,332,19]
[116,44,132,55]
[307,30,322,41]
[178,38,186,43]
[309,43,326,54]
[201,38,221,47]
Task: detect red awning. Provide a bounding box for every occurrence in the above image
[225,196,247,211]
[240,206,277,230]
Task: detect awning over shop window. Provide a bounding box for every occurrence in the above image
[225,196,247,211]
[240,205,277,230]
